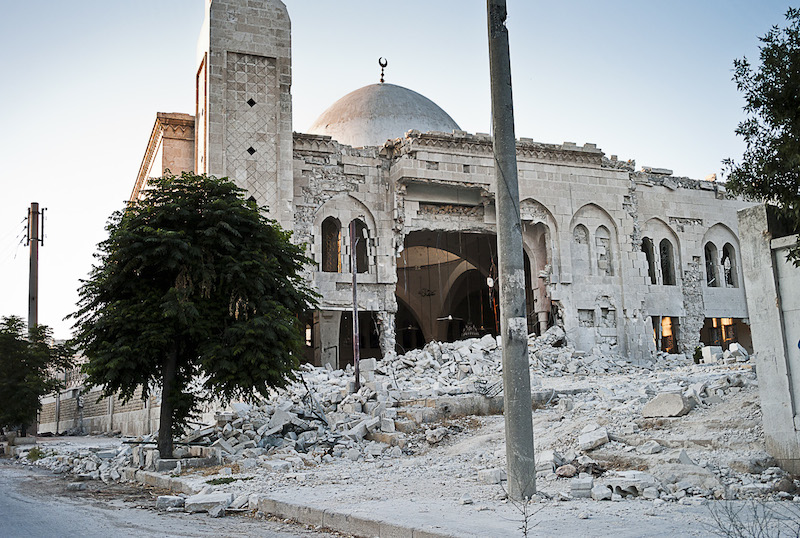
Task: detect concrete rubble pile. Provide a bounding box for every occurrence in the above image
[161,326,651,470]
[14,332,800,513]
[19,443,133,485]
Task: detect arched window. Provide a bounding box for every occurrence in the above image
[704,242,719,287]
[659,239,676,286]
[571,224,591,275]
[321,217,341,272]
[642,237,657,284]
[351,219,369,274]
[595,226,613,276]
[722,243,738,288]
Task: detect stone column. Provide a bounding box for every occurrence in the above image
[376,310,396,360]
[679,259,704,355]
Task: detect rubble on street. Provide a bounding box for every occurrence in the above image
[13,327,800,518]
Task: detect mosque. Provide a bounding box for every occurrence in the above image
[132,0,753,368]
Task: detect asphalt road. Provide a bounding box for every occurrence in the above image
[0,460,343,538]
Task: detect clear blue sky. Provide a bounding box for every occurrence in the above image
[0,0,790,338]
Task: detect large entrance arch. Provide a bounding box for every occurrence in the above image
[396,229,553,350]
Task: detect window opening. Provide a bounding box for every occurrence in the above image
[659,239,676,286]
[321,217,341,272]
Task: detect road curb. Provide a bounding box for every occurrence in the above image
[124,467,459,538]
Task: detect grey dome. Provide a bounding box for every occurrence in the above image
[307,83,460,147]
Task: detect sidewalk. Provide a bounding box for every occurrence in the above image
[126,466,717,538]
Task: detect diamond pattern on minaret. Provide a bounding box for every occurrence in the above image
[225,52,278,211]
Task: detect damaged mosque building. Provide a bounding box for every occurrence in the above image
[132,0,754,369]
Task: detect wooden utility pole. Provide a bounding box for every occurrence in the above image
[27,202,43,332]
[487,0,537,500]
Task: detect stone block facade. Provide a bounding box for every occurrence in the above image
[129,0,754,371]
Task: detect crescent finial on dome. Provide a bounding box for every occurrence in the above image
[379,57,388,83]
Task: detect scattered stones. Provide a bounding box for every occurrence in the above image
[477,468,505,485]
[638,440,663,455]
[556,464,577,478]
[642,393,693,418]
[184,492,234,514]
[156,495,185,509]
[578,428,609,451]
[591,484,612,501]
[425,427,448,444]
[571,476,594,498]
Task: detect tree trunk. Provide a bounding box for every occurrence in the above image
[157,345,178,459]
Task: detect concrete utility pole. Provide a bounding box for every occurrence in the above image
[27,202,43,332]
[350,221,361,392]
[486,0,537,500]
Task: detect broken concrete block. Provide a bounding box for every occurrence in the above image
[359,358,377,372]
[479,334,497,351]
[535,449,564,473]
[570,476,594,498]
[578,428,609,451]
[591,484,612,500]
[361,370,376,382]
[729,343,749,360]
[344,421,368,442]
[182,426,215,444]
[701,346,723,364]
[364,416,381,434]
[268,408,296,430]
[641,393,693,418]
[262,460,291,472]
[556,464,577,478]
[184,492,234,513]
[642,487,660,500]
[604,471,658,497]
[380,417,396,433]
[211,437,234,454]
[156,495,185,509]
[638,440,663,455]
[208,504,226,518]
[426,427,448,444]
[477,468,505,484]
[676,449,696,466]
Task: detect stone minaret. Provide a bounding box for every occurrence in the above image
[195,0,293,230]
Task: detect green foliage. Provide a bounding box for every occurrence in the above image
[26,446,49,461]
[0,316,74,433]
[724,8,800,265]
[70,173,318,456]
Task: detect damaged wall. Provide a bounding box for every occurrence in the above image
[738,204,800,473]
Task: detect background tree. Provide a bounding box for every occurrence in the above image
[70,173,318,458]
[724,7,800,265]
[0,316,74,436]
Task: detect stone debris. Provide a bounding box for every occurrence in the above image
[15,329,798,509]
[641,393,693,418]
[184,492,234,513]
[156,495,185,509]
[571,476,594,498]
[591,484,612,501]
[578,427,609,451]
